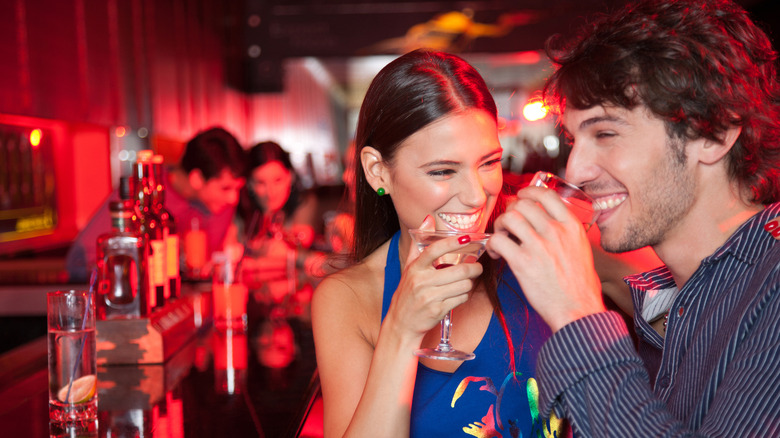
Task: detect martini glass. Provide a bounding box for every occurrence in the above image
[408,229,491,361]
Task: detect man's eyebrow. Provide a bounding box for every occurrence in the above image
[562,114,628,134]
[578,114,627,130]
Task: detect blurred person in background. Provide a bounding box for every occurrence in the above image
[166,127,247,278]
[65,126,246,282]
[238,141,325,298]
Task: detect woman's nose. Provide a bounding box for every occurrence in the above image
[459,171,488,207]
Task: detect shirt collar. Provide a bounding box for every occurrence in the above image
[626,202,780,292]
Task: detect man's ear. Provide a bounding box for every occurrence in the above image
[361,146,392,195]
[188,169,205,191]
[697,125,742,165]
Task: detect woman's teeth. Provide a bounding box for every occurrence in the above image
[595,194,627,210]
[438,212,479,230]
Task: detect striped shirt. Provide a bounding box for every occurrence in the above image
[536,202,780,437]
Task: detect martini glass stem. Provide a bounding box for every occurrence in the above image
[437,311,454,352]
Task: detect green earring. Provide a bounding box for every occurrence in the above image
[377,187,386,196]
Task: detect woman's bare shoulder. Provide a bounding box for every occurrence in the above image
[317,242,387,297]
[313,241,390,325]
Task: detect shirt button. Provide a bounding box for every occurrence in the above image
[658,375,671,388]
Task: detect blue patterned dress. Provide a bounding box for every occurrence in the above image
[382,231,567,438]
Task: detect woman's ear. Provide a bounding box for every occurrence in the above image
[361,146,392,195]
[697,124,742,165]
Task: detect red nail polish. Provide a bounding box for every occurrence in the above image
[458,235,471,244]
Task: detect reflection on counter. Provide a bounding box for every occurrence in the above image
[0,277,322,437]
[212,329,247,395]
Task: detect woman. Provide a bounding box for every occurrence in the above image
[239,141,322,296]
[312,50,567,437]
[241,141,318,247]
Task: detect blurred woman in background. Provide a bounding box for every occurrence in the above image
[238,141,323,300]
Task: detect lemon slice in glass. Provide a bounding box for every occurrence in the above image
[57,374,97,403]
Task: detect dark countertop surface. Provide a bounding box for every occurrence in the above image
[0,283,322,437]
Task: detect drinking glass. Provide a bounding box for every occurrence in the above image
[47,289,98,427]
[529,171,601,229]
[184,219,208,280]
[212,251,249,331]
[408,229,491,361]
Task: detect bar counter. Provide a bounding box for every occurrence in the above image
[0,282,323,437]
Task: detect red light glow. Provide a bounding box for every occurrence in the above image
[115,126,127,137]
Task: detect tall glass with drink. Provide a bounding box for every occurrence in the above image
[212,249,248,331]
[184,217,208,280]
[47,289,98,428]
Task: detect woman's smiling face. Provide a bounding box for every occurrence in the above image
[250,160,293,213]
[385,108,503,233]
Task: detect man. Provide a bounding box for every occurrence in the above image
[66,126,246,282]
[487,0,780,436]
[165,127,246,264]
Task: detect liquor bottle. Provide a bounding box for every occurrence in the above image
[95,182,150,319]
[151,154,181,300]
[132,152,168,311]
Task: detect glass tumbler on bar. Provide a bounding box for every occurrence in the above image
[184,217,208,280]
[47,289,98,426]
[212,252,248,331]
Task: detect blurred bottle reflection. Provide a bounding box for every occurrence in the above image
[212,329,248,395]
[150,390,185,438]
[98,409,149,437]
[165,390,184,438]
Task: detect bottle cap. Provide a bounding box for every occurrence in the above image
[118,176,131,200]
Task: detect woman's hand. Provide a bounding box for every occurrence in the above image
[385,226,483,344]
[289,224,315,248]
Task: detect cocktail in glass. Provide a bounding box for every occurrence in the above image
[212,252,248,331]
[408,230,491,361]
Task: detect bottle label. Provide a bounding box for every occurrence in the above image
[167,234,180,277]
[146,247,156,309]
[150,238,167,287]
